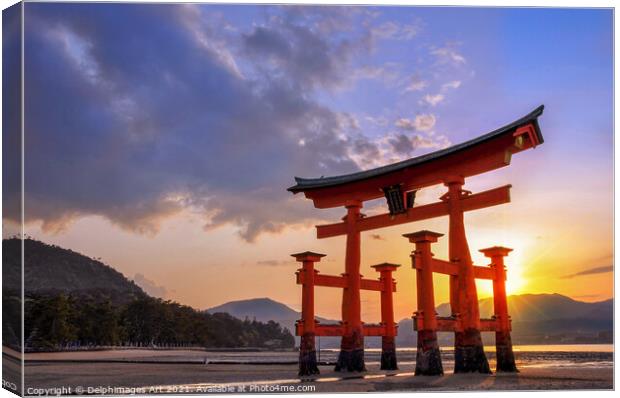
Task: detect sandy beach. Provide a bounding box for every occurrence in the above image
[4,346,612,394]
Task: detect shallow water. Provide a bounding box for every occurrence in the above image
[20,344,613,369]
[197,344,613,370]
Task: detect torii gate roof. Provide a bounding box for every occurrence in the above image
[288,105,544,209]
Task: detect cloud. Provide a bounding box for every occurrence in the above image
[240,7,372,91]
[351,63,400,84]
[371,20,419,41]
[364,115,389,127]
[133,273,168,298]
[370,234,385,240]
[15,4,380,242]
[405,75,428,92]
[257,259,291,266]
[347,135,382,168]
[388,134,415,155]
[395,114,436,132]
[419,93,445,106]
[11,4,458,243]
[387,133,441,156]
[416,80,461,109]
[561,265,613,279]
[431,46,466,65]
[442,80,461,90]
[348,121,451,169]
[574,294,604,299]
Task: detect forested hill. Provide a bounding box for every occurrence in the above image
[3,238,146,303]
[2,238,295,351]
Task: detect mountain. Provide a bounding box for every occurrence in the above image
[436,293,613,321]
[206,298,336,343]
[205,297,340,348]
[398,293,613,346]
[208,294,613,347]
[207,298,300,332]
[3,238,146,303]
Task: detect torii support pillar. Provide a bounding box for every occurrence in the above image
[292,251,325,376]
[404,231,444,376]
[335,200,366,372]
[443,176,491,373]
[480,247,518,372]
[371,263,400,370]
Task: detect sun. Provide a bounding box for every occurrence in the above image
[472,233,531,298]
[475,264,527,299]
[505,269,526,296]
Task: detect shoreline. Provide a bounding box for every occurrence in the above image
[3,345,612,392]
[4,342,613,356]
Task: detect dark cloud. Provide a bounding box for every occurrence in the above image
[388,134,415,155]
[13,4,388,241]
[2,3,22,224]
[574,294,603,299]
[256,259,291,266]
[241,7,371,91]
[133,273,168,298]
[388,133,442,156]
[349,136,381,168]
[561,265,613,279]
[370,234,384,241]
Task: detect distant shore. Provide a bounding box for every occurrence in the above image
[4,342,613,355]
[4,345,294,354]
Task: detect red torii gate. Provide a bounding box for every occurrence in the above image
[288,105,544,375]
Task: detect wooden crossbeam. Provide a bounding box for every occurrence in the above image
[316,185,511,239]
[412,258,496,280]
[296,272,393,292]
[474,266,496,280]
[295,322,398,337]
[315,274,347,289]
[360,278,384,291]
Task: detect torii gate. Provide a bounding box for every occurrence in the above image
[288,105,544,374]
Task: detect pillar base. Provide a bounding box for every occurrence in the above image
[298,333,319,376]
[380,336,398,370]
[454,329,491,374]
[335,332,365,372]
[495,330,518,372]
[415,330,443,376]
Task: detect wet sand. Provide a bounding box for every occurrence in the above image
[7,348,613,394]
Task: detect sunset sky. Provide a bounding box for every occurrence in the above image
[4,3,612,322]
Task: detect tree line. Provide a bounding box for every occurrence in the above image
[17,294,294,351]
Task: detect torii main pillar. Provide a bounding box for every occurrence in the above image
[444,176,491,373]
[335,200,366,372]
